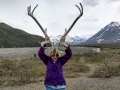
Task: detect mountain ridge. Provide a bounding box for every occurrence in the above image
[0,21,120,48]
[84,21,120,44]
[0,23,44,48]
[49,35,92,45]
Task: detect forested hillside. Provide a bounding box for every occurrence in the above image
[0,23,44,48]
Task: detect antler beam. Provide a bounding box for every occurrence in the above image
[27,5,48,36]
[63,3,83,37]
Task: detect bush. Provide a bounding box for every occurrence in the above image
[64,56,90,78]
[81,50,107,63]
[0,59,16,71]
[0,57,46,86]
[0,69,5,76]
[90,64,120,78]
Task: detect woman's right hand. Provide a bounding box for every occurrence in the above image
[45,36,49,41]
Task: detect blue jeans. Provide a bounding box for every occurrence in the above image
[45,86,65,90]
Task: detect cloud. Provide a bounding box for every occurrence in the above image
[82,0,99,7]
[67,13,80,20]
[0,0,16,2]
[114,6,120,20]
[82,13,99,22]
[0,0,120,37]
[44,0,73,4]
[107,0,120,2]
[49,21,61,28]
[47,21,62,33]
[83,17,99,22]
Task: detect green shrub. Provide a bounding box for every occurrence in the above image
[0,59,16,71]
[64,57,90,78]
[0,69,6,76]
[90,64,120,78]
[81,50,107,63]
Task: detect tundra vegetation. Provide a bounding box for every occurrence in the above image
[0,47,120,86]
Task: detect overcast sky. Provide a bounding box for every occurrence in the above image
[0,0,120,37]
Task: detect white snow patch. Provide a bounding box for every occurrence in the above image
[97,39,104,43]
[113,39,120,42]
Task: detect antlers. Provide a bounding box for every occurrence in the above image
[27,3,83,51]
[27,4,48,36]
[63,3,83,37]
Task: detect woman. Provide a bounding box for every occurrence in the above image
[38,36,72,90]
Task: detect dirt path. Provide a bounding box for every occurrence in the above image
[86,64,100,76]
[0,77,120,90]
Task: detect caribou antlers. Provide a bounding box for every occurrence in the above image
[27,4,48,36]
[28,6,52,46]
[63,3,83,37]
[27,3,83,50]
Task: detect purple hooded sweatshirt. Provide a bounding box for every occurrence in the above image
[38,46,72,86]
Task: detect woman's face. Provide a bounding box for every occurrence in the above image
[50,53,59,61]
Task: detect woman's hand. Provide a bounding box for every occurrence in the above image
[60,36,68,47]
[60,36,65,42]
[45,36,49,41]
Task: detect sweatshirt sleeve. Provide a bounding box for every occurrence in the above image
[59,46,72,65]
[38,47,49,65]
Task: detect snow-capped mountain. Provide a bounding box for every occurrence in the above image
[49,35,92,45]
[85,21,120,44]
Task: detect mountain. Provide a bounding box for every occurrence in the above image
[84,22,120,44]
[49,35,92,45]
[0,23,44,48]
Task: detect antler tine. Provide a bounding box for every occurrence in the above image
[27,5,47,36]
[75,3,83,16]
[63,3,83,37]
[69,39,75,45]
[32,4,38,14]
[45,28,48,36]
[36,38,41,44]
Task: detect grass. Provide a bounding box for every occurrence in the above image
[81,48,120,78]
[90,64,120,78]
[0,57,45,86]
[0,47,120,86]
[0,55,90,86]
[64,59,90,78]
